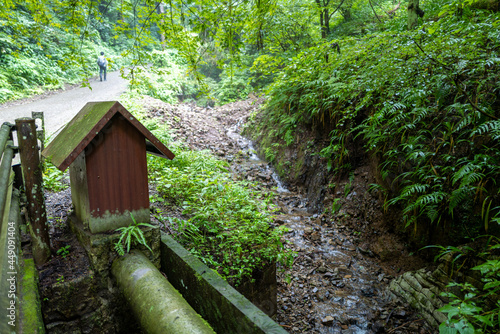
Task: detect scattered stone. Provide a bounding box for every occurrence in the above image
[321,315,334,326]
[132,97,433,334]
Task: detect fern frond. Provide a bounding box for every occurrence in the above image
[401,183,429,197]
[125,233,132,253]
[416,191,446,206]
[114,242,124,256]
[471,120,500,136]
[455,114,473,132]
[427,205,441,223]
[461,171,484,187]
[449,186,474,212]
[452,164,476,185]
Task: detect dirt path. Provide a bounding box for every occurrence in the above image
[0,71,128,136]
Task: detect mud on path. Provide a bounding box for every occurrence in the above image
[42,96,434,333]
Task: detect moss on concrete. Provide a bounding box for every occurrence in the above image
[112,250,215,334]
[160,232,287,334]
[18,259,45,333]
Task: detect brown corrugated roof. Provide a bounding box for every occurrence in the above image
[42,101,174,171]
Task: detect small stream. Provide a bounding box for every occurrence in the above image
[227,122,392,333]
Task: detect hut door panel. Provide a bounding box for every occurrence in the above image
[85,115,149,218]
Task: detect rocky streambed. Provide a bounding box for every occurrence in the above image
[141,97,435,333]
[42,97,436,333]
[224,121,433,333]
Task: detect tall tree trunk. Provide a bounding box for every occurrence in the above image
[408,0,420,29]
[157,2,165,48]
[316,0,330,39]
[256,0,264,50]
[324,8,330,36]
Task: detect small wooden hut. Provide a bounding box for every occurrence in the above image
[42,101,174,233]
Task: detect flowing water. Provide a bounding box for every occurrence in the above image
[227,122,392,333]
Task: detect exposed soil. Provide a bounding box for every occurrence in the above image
[38,186,89,288]
[40,96,435,333]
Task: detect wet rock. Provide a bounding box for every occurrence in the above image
[321,315,334,326]
[317,266,328,273]
[332,281,345,288]
[361,287,375,297]
[357,246,376,258]
[393,309,407,318]
[309,232,321,242]
[316,289,329,301]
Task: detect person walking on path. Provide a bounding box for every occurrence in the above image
[97,52,108,81]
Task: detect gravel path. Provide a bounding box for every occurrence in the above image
[0,71,128,137]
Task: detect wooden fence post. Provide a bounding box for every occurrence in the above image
[15,118,51,265]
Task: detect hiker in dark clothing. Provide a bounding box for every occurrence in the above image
[97,52,108,81]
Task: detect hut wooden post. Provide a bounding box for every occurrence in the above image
[16,118,51,265]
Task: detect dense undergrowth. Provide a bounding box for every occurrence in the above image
[250,2,500,242]
[121,95,293,286]
[244,1,500,331]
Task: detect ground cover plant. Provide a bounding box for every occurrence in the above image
[122,96,293,286]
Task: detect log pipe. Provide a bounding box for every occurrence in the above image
[112,250,215,334]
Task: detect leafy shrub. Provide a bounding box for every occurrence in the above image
[214,68,253,105]
[435,238,500,333]
[43,161,67,192]
[149,148,293,285]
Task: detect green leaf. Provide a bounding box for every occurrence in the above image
[439,322,458,334]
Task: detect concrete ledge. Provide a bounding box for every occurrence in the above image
[160,232,288,334]
[18,259,45,333]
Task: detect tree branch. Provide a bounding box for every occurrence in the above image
[328,0,346,20]
[369,0,382,23]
